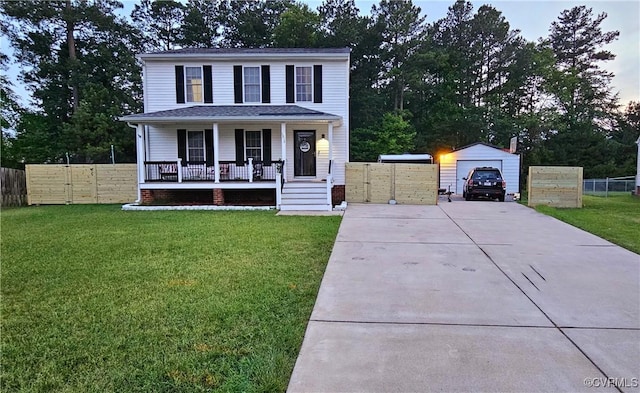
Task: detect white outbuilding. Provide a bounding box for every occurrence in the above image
[439,142,520,195]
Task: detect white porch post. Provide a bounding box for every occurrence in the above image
[275,171,282,209]
[135,124,145,202]
[213,123,220,183]
[248,158,254,183]
[280,122,287,182]
[326,122,334,211]
[328,122,334,169]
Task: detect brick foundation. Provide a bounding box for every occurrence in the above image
[141,189,154,204]
[152,190,172,202]
[213,189,225,205]
[141,189,214,205]
[332,185,345,206]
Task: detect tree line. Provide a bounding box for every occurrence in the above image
[1,0,638,181]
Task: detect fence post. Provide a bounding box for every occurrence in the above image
[605,177,609,198]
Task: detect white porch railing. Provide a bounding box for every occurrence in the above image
[143,160,283,183]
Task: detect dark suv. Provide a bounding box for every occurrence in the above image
[463,167,506,201]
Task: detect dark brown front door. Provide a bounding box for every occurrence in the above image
[294,130,316,177]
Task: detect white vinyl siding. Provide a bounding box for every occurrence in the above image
[295,66,312,102]
[144,60,348,116]
[141,54,350,186]
[243,67,260,102]
[185,67,202,102]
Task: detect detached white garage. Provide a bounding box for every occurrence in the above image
[439,142,520,195]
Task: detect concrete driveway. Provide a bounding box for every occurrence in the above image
[288,200,640,392]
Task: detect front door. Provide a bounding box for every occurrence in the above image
[294,130,316,177]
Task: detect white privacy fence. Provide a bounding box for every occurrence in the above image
[583,176,635,197]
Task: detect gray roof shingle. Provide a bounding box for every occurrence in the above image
[120,105,341,123]
[146,48,351,56]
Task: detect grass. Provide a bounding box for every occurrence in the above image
[1,205,341,392]
[535,194,640,254]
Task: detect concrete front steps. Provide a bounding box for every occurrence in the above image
[280,181,331,211]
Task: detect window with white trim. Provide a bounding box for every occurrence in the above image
[187,131,205,162]
[185,67,202,102]
[245,130,262,162]
[244,67,260,102]
[296,66,312,102]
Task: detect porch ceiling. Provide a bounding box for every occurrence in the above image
[120,105,342,125]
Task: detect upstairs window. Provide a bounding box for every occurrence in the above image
[185,67,202,102]
[176,66,212,104]
[234,65,270,104]
[243,67,261,103]
[187,130,205,162]
[295,66,312,102]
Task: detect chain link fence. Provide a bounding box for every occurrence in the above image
[583,176,636,197]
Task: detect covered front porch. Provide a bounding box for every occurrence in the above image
[121,105,342,210]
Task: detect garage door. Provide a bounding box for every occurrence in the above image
[456,160,502,194]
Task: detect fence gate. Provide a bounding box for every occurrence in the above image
[26,165,71,204]
[26,164,137,205]
[69,165,97,203]
[527,166,583,208]
[346,163,439,205]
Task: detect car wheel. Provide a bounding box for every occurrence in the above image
[498,195,505,202]
[465,193,472,201]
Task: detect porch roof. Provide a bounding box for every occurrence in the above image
[120,105,342,124]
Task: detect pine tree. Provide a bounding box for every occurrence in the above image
[371,0,427,112]
[180,0,223,48]
[2,0,142,163]
[131,0,186,52]
[543,6,620,176]
[272,3,321,47]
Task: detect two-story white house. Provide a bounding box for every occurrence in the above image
[120,48,350,211]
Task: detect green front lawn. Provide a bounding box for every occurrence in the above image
[1,205,341,392]
[535,194,640,254]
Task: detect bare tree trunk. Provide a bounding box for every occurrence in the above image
[66,0,79,111]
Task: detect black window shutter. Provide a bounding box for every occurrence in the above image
[203,65,213,103]
[175,66,185,104]
[285,65,294,103]
[313,65,322,103]
[234,129,244,166]
[262,129,272,165]
[177,129,187,161]
[205,129,213,166]
[261,65,270,103]
[233,65,243,103]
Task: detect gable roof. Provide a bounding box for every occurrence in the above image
[140,47,351,61]
[149,48,351,55]
[454,142,511,153]
[120,105,341,124]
